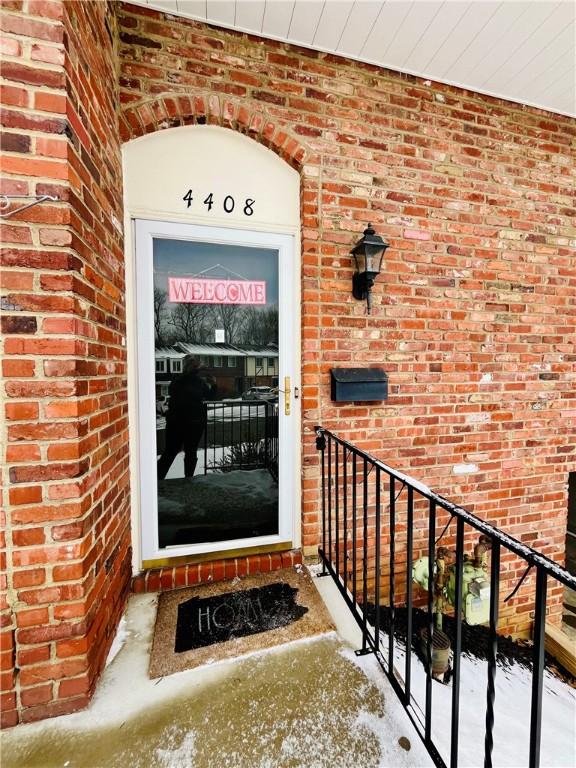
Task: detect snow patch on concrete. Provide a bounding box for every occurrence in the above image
[105,615,129,668]
[307,562,322,577]
[355,711,415,768]
[155,730,196,768]
[1,595,336,743]
[341,647,433,767]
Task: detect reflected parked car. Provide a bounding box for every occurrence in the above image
[242,386,276,401]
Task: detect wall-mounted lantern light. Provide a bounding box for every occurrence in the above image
[351,223,389,314]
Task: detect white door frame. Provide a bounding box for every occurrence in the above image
[134,219,298,562]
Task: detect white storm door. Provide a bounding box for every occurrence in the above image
[135,219,297,562]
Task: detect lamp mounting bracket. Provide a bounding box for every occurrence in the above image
[0,194,59,219]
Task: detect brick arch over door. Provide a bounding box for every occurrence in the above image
[119,92,313,171]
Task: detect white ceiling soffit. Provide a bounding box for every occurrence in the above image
[134,1,575,117]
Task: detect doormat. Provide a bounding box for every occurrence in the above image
[149,567,335,679]
[174,582,308,653]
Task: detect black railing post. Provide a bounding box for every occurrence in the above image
[389,476,396,674]
[352,452,357,605]
[484,539,500,768]
[405,485,414,705]
[316,427,327,575]
[328,435,333,567]
[343,446,348,595]
[264,400,269,470]
[230,401,235,469]
[203,404,209,474]
[359,458,369,654]
[246,402,250,455]
[450,517,464,768]
[529,567,547,768]
[335,442,340,580]
[425,498,436,745]
[374,467,381,654]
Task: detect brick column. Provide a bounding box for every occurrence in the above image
[1,0,131,726]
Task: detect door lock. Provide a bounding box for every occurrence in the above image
[284,376,291,416]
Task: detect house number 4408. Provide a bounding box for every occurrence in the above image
[182,190,255,216]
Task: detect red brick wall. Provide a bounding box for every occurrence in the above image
[116,1,575,635]
[2,0,574,729]
[131,550,303,593]
[1,0,131,726]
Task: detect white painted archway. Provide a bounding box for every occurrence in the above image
[122,125,301,569]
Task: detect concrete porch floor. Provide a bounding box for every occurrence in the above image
[1,569,433,768]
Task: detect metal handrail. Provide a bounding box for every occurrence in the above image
[315,425,575,768]
[316,427,576,592]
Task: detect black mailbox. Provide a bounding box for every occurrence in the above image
[330,368,388,403]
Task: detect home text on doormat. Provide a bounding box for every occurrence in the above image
[175,582,307,652]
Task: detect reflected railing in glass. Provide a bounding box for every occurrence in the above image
[203,399,279,479]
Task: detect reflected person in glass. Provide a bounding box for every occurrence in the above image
[157,355,217,480]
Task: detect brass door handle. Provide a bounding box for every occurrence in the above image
[284,376,291,416]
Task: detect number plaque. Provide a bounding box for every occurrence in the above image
[182,190,256,217]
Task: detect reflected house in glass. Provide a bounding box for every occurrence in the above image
[154,347,186,401]
[154,337,281,549]
[155,343,279,402]
[232,345,279,389]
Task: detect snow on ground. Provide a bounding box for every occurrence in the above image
[192,467,277,496]
[159,446,231,480]
[157,469,277,521]
[105,615,129,667]
[0,594,434,768]
[378,629,575,768]
[155,731,197,768]
[159,442,271,479]
[311,564,575,768]
[3,564,571,768]
[341,648,433,768]
[157,466,278,545]
[156,401,272,430]
[207,401,272,423]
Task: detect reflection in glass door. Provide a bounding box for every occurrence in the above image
[136,221,295,560]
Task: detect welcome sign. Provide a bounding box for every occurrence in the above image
[168,276,266,305]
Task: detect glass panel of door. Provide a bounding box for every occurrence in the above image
[152,237,280,548]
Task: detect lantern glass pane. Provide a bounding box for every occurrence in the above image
[353,251,364,273]
[365,246,384,273]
